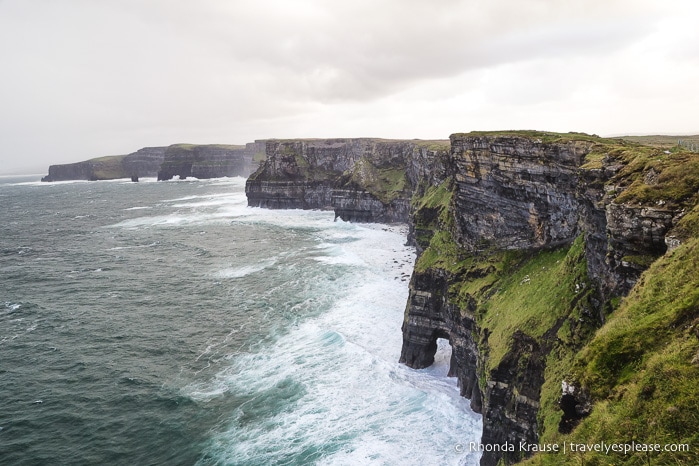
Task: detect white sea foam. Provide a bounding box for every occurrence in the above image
[107,242,159,251]
[3,302,21,312]
[214,260,276,279]
[190,217,482,465]
[7,179,90,187]
[171,195,246,209]
[109,190,255,229]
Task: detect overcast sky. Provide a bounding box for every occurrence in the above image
[1,0,698,174]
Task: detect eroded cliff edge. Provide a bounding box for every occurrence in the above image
[246,131,699,466]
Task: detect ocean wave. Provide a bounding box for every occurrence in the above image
[189,223,481,465]
[107,242,159,251]
[214,260,276,279]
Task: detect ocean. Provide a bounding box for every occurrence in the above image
[0,175,481,465]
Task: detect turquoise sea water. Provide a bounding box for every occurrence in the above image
[0,175,481,465]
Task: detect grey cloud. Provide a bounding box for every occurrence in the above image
[99,0,656,103]
[251,2,649,102]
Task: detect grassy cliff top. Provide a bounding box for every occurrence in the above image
[621,134,699,148]
[266,137,448,145]
[450,130,611,144]
[88,154,128,163]
[167,143,245,151]
[411,139,451,151]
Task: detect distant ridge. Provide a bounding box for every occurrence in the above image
[41,141,267,182]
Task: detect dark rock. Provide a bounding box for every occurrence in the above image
[122,147,167,178]
[449,135,591,251]
[157,143,260,181]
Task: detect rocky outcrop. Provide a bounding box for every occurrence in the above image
[42,160,100,182]
[245,138,449,223]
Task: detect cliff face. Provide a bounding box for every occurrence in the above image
[400,132,697,465]
[449,136,590,251]
[156,144,257,180]
[42,160,100,182]
[121,147,167,178]
[245,138,449,223]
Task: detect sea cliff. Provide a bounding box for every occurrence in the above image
[157,142,265,180]
[245,138,449,223]
[246,131,699,465]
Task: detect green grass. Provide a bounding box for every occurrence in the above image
[411,139,451,152]
[411,182,452,211]
[411,182,461,271]
[522,237,699,465]
[168,143,245,151]
[612,149,699,208]
[167,143,197,152]
[671,203,699,241]
[89,155,129,180]
[621,134,699,149]
[415,229,466,273]
[90,154,126,162]
[451,130,611,145]
[344,156,409,204]
[477,235,592,372]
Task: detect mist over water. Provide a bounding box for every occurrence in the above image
[0,175,481,465]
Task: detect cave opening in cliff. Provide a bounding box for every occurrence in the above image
[432,337,455,377]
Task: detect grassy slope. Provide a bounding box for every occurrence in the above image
[453,130,609,144]
[344,157,409,204]
[89,155,128,180]
[522,235,699,465]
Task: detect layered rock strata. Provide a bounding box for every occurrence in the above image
[121,147,168,178]
[157,144,257,180]
[400,133,688,465]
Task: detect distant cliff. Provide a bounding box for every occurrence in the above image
[245,138,449,223]
[157,141,265,180]
[246,131,699,466]
[42,141,266,182]
[41,147,166,182]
